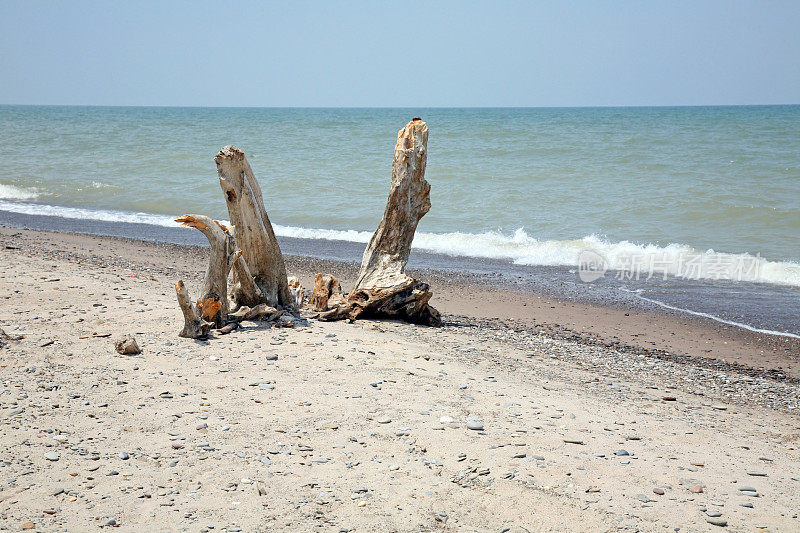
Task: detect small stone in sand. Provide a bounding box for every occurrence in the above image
[690,485,703,493]
[45,452,60,461]
[265,353,278,361]
[466,420,484,431]
[706,517,727,527]
[653,488,665,495]
[376,417,391,424]
[118,452,129,460]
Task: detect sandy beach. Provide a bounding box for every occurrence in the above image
[1,228,798,532]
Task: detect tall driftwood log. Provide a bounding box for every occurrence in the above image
[175,215,235,327]
[314,118,441,326]
[215,146,293,309]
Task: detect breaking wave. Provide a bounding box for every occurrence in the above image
[1,200,798,287]
[0,184,39,201]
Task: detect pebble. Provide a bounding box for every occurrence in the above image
[45,452,60,461]
[690,485,703,493]
[615,449,629,456]
[562,438,584,445]
[265,353,278,361]
[439,416,454,424]
[706,517,727,527]
[376,416,391,424]
[653,488,665,495]
[105,518,117,526]
[747,471,767,477]
[466,420,484,431]
[118,452,129,460]
[706,510,722,517]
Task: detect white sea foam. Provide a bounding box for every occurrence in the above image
[275,225,800,287]
[0,184,39,201]
[0,200,178,228]
[1,200,799,287]
[629,293,800,340]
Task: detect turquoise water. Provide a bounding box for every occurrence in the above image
[1,105,798,285]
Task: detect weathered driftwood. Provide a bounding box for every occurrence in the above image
[216,146,293,309]
[175,215,235,327]
[308,273,350,320]
[175,280,213,339]
[0,327,22,348]
[287,276,305,308]
[313,118,441,326]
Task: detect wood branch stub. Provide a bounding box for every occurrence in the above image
[287,276,305,308]
[310,273,346,312]
[215,146,293,309]
[175,214,233,327]
[175,280,213,339]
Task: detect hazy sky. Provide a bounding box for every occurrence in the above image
[1,1,798,107]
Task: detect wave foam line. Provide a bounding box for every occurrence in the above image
[631,293,800,340]
[1,200,799,287]
[0,200,179,227]
[0,184,39,201]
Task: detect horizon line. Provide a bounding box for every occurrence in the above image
[1,103,799,110]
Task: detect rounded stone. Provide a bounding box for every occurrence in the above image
[466,420,484,431]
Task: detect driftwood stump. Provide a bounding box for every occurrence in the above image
[314,118,441,326]
[172,121,440,339]
[175,280,213,339]
[175,215,235,327]
[216,146,293,309]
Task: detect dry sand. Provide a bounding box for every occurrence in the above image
[1,229,799,532]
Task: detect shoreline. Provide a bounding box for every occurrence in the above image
[2,225,798,380]
[1,208,799,340]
